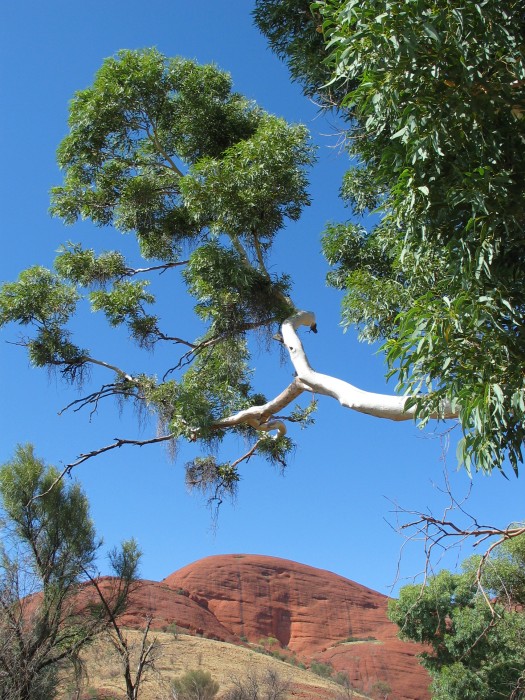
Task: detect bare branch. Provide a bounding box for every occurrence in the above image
[124,260,189,276]
[32,434,176,501]
[58,384,140,417]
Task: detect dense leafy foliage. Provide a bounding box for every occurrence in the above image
[0,49,315,502]
[255,0,525,474]
[388,535,525,699]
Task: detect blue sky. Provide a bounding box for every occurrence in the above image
[1,0,522,596]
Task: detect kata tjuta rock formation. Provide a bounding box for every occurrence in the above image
[154,554,430,700]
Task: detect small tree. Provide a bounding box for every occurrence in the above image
[171,669,219,700]
[388,534,525,699]
[85,540,158,700]
[0,444,139,700]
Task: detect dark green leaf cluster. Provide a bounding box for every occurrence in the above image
[171,668,219,700]
[0,266,79,327]
[0,445,98,583]
[253,0,350,104]
[184,242,292,334]
[256,434,294,469]
[54,243,127,286]
[0,266,87,379]
[50,49,263,260]
[180,115,313,242]
[185,456,241,509]
[388,535,525,699]
[289,398,317,428]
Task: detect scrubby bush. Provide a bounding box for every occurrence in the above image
[223,669,289,700]
[171,669,219,700]
[310,660,333,678]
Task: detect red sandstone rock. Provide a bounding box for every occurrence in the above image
[53,556,429,699]
[163,554,430,700]
[82,577,240,643]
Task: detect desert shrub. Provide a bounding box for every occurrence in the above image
[223,668,289,700]
[331,671,357,699]
[171,669,219,700]
[310,660,333,678]
[258,636,279,648]
[166,622,179,638]
[370,680,391,699]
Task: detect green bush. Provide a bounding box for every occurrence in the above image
[171,669,219,700]
[310,660,333,678]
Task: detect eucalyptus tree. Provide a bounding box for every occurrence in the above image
[0,49,453,505]
[254,0,525,475]
[388,534,525,699]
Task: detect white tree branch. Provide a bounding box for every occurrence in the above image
[213,379,305,434]
[281,311,459,422]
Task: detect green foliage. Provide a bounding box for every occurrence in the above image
[256,434,294,469]
[0,445,142,700]
[0,444,98,583]
[0,445,99,699]
[258,635,280,648]
[0,48,315,486]
[171,669,219,700]
[183,242,292,333]
[257,0,525,474]
[185,456,240,502]
[54,243,128,286]
[310,659,333,678]
[180,115,313,242]
[388,534,525,699]
[252,0,348,104]
[289,399,317,429]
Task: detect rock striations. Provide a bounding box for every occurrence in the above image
[116,554,429,700]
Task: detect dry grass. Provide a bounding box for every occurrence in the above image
[60,630,364,699]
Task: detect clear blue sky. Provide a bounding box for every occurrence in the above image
[1,0,522,596]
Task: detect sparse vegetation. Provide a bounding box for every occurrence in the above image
[337,636,377,645]
[166,623,179,639]
[370,680,391,700]
[0,445,139,700]
[258,636,280,649]
[223,668,289,700]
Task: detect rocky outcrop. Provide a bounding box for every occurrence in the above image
[162,554,430,700]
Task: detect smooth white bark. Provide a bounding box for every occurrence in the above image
[281,310,458,422]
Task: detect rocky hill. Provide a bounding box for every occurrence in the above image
[108,554,430,700]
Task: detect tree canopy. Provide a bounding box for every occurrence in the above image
[388,534,525,699]
[0,46,454,508]
[1,0,524,505]
[255,0,525,475]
